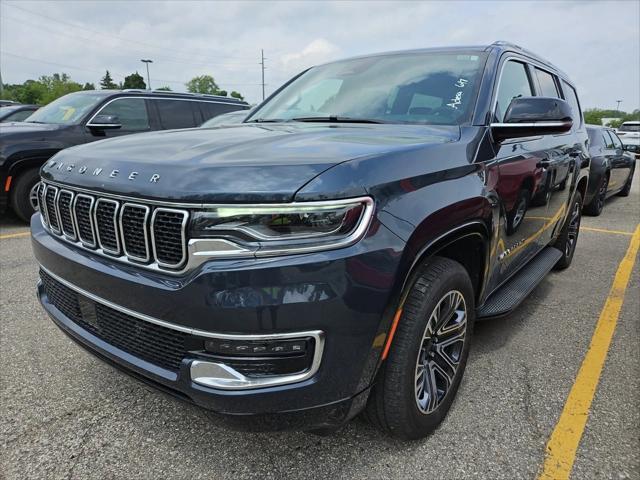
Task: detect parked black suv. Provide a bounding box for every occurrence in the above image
[32,42,589,439]
[1,90,249,220]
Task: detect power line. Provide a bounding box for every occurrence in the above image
[2,2,257,64]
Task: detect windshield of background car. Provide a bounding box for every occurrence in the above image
[25,92,104,125]
[619,123,640,132]
[249,51,488,125]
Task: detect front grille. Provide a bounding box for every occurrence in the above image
[58,190,76,239]
[40,269,188,371]
[39,181,188,271]
[38,183,49,226]
[45,186,60,232]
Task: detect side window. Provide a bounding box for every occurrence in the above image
[495,61,532,121]
[603,131,615,149]
[608,131,623,149]
[200,102,242,121]
[560,80,583,127]
[96,98,150,131]
[534,68,559,98]
[8,110,35,122]
[587,129,602,147]
[155,100,198,129]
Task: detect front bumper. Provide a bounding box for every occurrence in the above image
[32,214,405,430]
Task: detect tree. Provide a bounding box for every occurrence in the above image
[100,70,118,89]
[82,82,96,90]
[155,86,172,91]
[230,91,244,101]
[186,75,222,95]
[123,72,146,89]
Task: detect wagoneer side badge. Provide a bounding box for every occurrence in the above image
[45,160,160,183]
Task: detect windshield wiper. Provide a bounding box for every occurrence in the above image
[292,116,386,124]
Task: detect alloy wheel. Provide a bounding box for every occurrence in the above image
[29,181,40,212]
[596,176,608,212]
[566,199,581,257]
[414,290,467,414]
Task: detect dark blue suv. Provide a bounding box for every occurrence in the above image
[32,42,589,439]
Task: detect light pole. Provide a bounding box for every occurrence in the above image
[140,59,153,90]
[615,99,622,114]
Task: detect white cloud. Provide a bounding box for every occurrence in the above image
[280,38,341,74]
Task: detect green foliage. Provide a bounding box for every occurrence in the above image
[123,72,146,90]
[82,82,96,90]
[0,73,82,105]
[100,70,118,89]
[186,75,231,97]
[583,108,640,127]
[230,91,244,101]
[155,86,172,91]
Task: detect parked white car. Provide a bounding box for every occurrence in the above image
[616,121,640,158]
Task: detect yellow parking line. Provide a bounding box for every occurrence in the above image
[0,231,30,240]
[581,226,634,236]
[538,224,640,480]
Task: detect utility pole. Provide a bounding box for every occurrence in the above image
[615,100,622,114]
[0,68,3,98]
[260,49,266,101]
[141,59,153,90]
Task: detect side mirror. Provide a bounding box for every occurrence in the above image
[87,114,122,129]
[491,97,573,142]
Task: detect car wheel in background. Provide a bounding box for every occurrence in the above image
[10,168,41,222]
[365,257,475,440]
[553,191,582,270]
[583,173,608,216]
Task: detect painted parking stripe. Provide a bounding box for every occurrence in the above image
[538,224,640,480]
[0,231,30,240]
[580,226,634,236]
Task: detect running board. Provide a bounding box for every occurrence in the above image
[477,247,563,319]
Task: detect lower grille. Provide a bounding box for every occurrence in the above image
[40,269,188,371]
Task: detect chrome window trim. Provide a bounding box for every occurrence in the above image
[73,194,97,248]
[150,208,189,268]
[94,198,121,255]
[57,189,77,240]
[39,264,324,390]
[45,185,62,234]
[38,183,50,227]
[119,203,151,263]
[85,95,247,127]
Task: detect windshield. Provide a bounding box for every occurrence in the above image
[249,52,487,125]
[25,92,105,125]
[619,123,640,132]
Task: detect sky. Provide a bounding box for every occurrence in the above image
[1,0,639,110]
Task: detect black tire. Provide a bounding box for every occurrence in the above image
[583,173,608,216]
[617,165,635,197]
[365,257,475,440]
[553,191,582,270]
[506,188,530,235]
[10,168,41,222]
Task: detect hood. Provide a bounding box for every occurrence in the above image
[0,121,66,135]
[42,122,460,203]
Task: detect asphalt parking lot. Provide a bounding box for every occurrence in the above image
[1,168,638,480]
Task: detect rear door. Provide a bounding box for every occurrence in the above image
[606,130,630,190]
[154,99,200,130]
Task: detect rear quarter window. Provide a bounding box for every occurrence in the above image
[200,102,245,122]
[560,80,583,127]
[155,100,199,129]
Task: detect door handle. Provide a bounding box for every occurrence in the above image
[537,160,551,168]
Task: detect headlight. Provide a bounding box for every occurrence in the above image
[189,197,374,258]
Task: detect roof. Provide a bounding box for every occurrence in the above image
[73,89,247,104]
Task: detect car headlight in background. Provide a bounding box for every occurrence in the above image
[188,197,374,258]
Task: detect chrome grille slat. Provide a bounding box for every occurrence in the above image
[57,190,77,240]
[94,198,120,255]
[45,185,61,234]
[39,181,188,273]
[73,194,97,247]
[119,203,150,262]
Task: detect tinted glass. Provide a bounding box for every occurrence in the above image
[495,61,532,121]
[619,123,640,132]
[250,52,488,125]
[608,131,623,149]
[561,80,582,126]
[587,128,603,147]
[7,109,36,122]
[26,92,104,125]
[200,102,243,122]
[201,110,249,127]
[535,68,559,97]
[97,98,150,131]
[156,100,197,129]
[603,131,615,148]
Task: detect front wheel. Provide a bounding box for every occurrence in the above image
[10,168,41,222]
[617,165,635,197]
[553,191,582,270]
[583,173,608,216]
[365,257,475,440]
